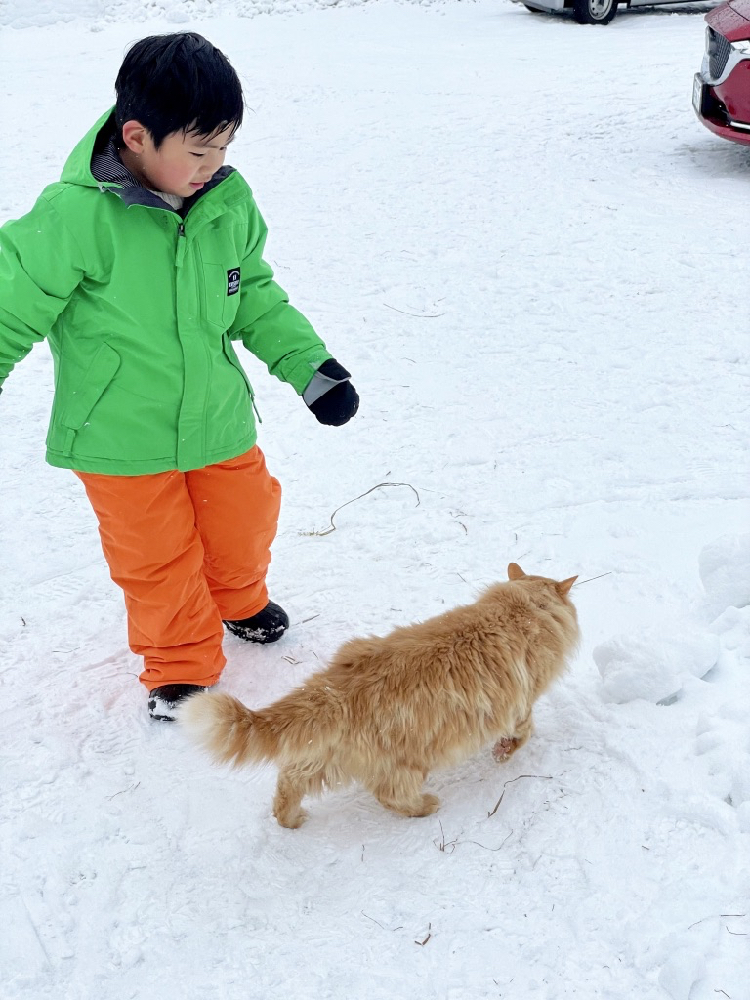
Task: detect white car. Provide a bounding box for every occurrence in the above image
[521,0,705,26]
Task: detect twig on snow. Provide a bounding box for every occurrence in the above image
[434,820,459,854]
[460,830,514,853]
[301,482,421,537]
[106,782,140,801]
[384,302,445,318]
[433,821,513,854]
[361,911,403,932]
[415,923,432,946]
[689,913,745,931]
[488,774,553,818]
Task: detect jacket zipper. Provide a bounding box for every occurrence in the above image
[176,222,187,268]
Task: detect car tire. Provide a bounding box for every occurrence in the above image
[572,0,618,23]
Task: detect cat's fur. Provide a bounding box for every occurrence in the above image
[179,563,579,828]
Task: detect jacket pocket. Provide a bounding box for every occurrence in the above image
[201,262,242,330]
[61,343,121,431]
[222,334,253,397]
[221,334,261,423]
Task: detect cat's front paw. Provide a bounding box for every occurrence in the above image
[274,806,309,829]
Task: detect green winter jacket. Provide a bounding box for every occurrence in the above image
[0,109,332,474]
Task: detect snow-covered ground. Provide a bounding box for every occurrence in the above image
[1,1,749,997]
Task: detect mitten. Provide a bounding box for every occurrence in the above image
[304,358,359,426]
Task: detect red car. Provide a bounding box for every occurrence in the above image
[693,0,750,146]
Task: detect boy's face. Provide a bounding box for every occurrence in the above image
[120,121,236,198]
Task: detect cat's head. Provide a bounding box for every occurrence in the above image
[507,562,577,598]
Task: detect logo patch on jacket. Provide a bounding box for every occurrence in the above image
[227,268,241,296]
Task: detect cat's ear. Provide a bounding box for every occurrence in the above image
[508,563,525,580]
[557,576,578,596]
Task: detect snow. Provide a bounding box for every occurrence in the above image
[1,1,749,998]
[699,533,750,617]
[593,625,719,704]
[0,0,448,30]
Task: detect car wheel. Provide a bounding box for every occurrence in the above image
[572,0,618,23]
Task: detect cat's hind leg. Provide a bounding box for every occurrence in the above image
[366,767,440,818]
[273,763,326,829]
[492,711,534,762]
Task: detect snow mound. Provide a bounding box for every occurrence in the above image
[593,627,720,704]
[2,0,446,30]
[699,532,750,619]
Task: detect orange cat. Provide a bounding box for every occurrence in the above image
[179,563,579,828]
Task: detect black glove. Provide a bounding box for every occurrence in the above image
[304,358,359,426]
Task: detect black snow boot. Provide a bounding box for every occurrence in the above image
[223,601,289,644]
[148,683,207,722]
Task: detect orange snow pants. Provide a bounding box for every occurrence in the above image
[75,446,281,691]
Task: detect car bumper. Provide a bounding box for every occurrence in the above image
[522,0,567,10]
[693,66,750,145]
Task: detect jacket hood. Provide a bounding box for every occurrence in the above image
[60,108,119,188]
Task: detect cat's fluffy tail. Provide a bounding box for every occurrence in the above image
[178,691,277,767]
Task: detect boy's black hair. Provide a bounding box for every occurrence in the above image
[114,32,244,148]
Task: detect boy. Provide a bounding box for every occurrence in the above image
[0,33,358,721]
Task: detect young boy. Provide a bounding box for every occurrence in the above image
[0,33,358,721]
